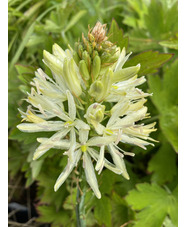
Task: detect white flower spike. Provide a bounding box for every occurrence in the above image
[17,22,156,199]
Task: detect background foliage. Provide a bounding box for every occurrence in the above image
[8,0,178,226]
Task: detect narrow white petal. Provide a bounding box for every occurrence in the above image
[108,144,129,180]
[92,122,105,135]
[17,121,64,132]
[114,48,132,72]
[88,148,122,175]
[107,101,129,127]
[79,129,89,144]
[66,90,76,120]
[54,149,82,191]
[75,119,90,130]
[121,134,153,149]
[33,128,71,160]
[87,136,116,147]
[95,146,105,171]
[114,106,148,128]
[37,138,70,150]
[68,128,77,161]
[114,47,126,72]
[83,152,101,199]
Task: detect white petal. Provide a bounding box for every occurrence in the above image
[88,148,122,175]
[114,106,148,128]
[37,138,70,149]
[17,121,64,132]
[28,89,70,121]
[108,144,129,180]
[79,129,89,144]
[114,48,132,72]
[66,90,76,120]
[52,43,67,60]
[68,128,77,161]
[87,136,116,147]
[33,128,71,160]
[121,134,153,149]
[92,122,105,135]
[83,152,101,199]
[54,149,82,191]
[95,146,105,171]
[107,101,129,127]
[75,119,90,130]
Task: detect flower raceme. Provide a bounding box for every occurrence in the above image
[17,22,156,199]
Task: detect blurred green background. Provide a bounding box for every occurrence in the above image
[8,0,178,226]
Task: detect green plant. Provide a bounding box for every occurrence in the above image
[8,1,178,226]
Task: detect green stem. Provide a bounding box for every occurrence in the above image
[76,187,82,227]
[76,167,86,227]
[76,187,86,227]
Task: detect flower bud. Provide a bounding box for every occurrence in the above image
[43,50,63,76]
[78,44,83,58]
[85,103,105,124]
[79,60,90,81]
[88,80,104,99]
[92,50,98,59]
[73,51,80,65]
[101,68,113,92]
[63,58,82,96]
[52,43,67,60]
[82,51,91,71]
[91,55,101,80]
[101,52,111,64]
[112,64,141,83]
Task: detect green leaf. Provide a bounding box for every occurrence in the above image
[108,19,128,50]
[160,106,178,152]
[145,0,165,39]
[36,157,69,210]
[159,39,178,50]
[30,159,44,179]
[99,169,118,194]
[64,10,87,33]
[8,141,27,177]
[126,183,178,227]
[63,188,77,210]
[15,63,35,76]
[37,205,72,227]
[122,0,149,29]
[94,195,112,227]
[145,0,177,40]
[148,60,178,151]
[9,4,60,71]
[111,192,132,227]
[124,50,173,76]
[148,141,177,184]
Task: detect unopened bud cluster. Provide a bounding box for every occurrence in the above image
[17,22,156,199]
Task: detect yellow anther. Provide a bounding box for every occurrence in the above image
[26,110,45,123]
[112,85,118,89]
[64,121,73,128]
[105,129,113,135]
